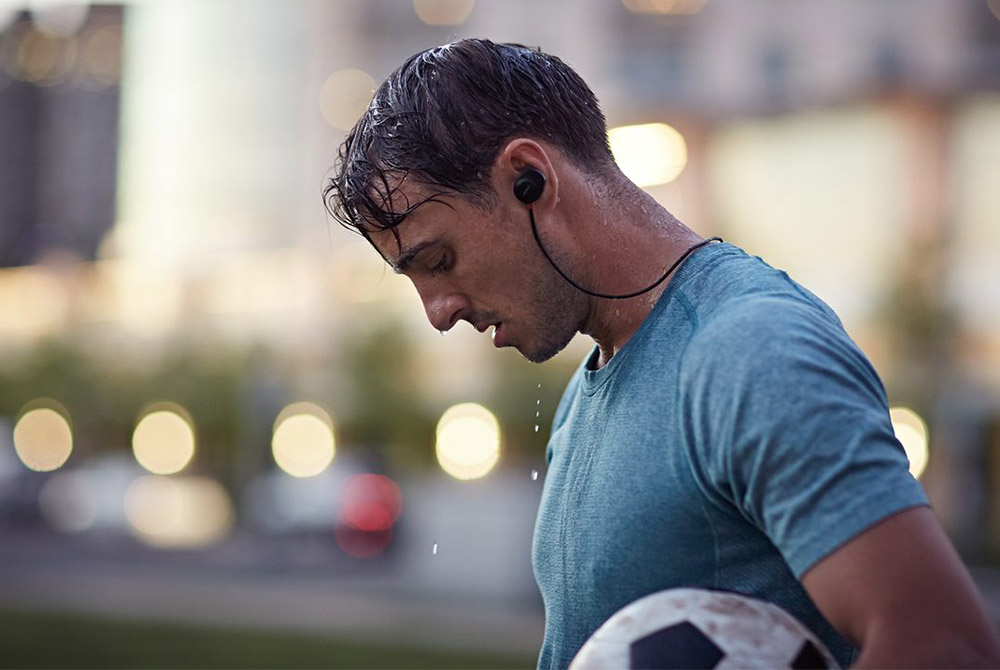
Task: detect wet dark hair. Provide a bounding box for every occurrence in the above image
[324,38,614,238]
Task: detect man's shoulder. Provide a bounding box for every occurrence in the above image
[677,247,841,333]
[686,286,843,360]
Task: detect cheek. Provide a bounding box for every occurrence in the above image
[471,245,520,288]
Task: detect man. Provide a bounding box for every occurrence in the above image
[326,39,1000,668]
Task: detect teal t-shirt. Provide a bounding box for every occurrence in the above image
[531,242,929,669]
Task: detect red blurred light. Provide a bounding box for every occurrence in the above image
[344,503,393,532]
[339,474,402,532]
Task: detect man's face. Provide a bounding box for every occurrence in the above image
[366,184,587,363]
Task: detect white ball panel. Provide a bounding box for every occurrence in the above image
[570,588,840,670]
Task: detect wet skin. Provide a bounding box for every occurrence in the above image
[367,182,588,363]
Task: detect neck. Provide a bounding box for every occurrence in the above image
[576,183,703,369]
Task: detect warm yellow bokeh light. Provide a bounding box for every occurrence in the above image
[132,407,196,475]
[80,24,121,86]
[319,68,376,131]
[124,475,233,548]
[436,403,500,481]
[13,404,73,472]
[609,122,688,187]
[413,0,475,26]
[621,0,707,14]
[272,402,335,478]
[988,0,1000,23]
[890,406,929,479]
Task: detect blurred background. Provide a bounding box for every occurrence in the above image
[0,0,999,667]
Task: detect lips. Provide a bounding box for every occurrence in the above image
[491,322,505,348]
[469,319,505,347]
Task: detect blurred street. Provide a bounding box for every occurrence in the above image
[0,526,545,658]
[4,524,1000,661]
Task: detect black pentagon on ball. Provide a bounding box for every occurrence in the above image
[629,621,725,669]
[791,639,830,669]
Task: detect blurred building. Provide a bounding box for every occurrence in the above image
[0,5,122,267]
[3,0,997,371]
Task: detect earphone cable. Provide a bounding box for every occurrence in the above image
[528,206,722,300]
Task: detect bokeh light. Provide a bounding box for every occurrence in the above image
[621,0,707,14]
[132,405,196,475]
[335,474,402,559]
[12,402,73,472]
[435,403,500,480]
[319,68,375,131]
[340,474,402,532]
[988,0,1000,22]
[79,24,121,87]
[272,402,335,478]
[124,475,233,548]
[413,0,475,26]
[890,406,929,479]
[609,122,688,187]
[15,28,77,84]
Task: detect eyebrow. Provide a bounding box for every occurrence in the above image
[391,238,440,274]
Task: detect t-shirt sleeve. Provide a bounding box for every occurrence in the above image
[679,294,929,578]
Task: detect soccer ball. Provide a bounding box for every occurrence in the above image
[569,588,840,669]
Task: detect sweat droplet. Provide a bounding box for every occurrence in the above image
[535,410,540,418]
[432,543,438,555]
[537,383,541,389]
[536,399,540,406]
[439,330,446,337]
[534,424,539,432]
[531,469,538,481]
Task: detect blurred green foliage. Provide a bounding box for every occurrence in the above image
[879,232,959,415]
[0,339,253,489]
[0,314,578,485]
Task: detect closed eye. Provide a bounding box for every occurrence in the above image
[429,256,450,278]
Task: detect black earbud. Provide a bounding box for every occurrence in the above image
[514,168,546,204]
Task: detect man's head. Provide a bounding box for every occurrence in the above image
[325,39,617,361]
[326,38,614,233]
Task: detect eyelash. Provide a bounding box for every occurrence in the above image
[430,257,449,277]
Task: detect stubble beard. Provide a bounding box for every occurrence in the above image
[518,267,588,364]
[495,201,588,363]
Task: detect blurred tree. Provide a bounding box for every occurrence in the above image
[487,346,579,464]
[880,233,958,414]
[337,316,435,469]
[0,338,253,489]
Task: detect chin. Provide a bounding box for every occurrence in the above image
[520,348,558,364]
[519,330,577,364]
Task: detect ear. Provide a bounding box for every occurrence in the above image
[496,139,558,210]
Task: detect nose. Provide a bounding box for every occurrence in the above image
[417,285,470,333]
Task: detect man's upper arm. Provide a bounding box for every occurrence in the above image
[681,296,928,575]
[682,294,999,664]
[801,505,1000,668]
